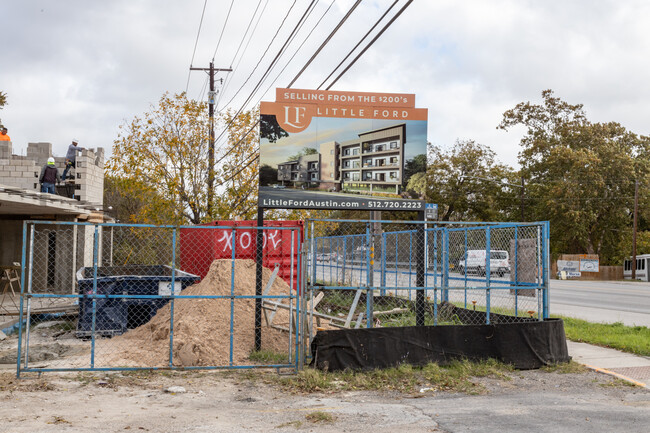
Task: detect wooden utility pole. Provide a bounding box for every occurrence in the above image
[189,63,232,217]
[632,179,639,279]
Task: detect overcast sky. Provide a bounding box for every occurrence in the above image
[2,0,649,169]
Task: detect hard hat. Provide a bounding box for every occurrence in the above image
[72,138,79,144]
[47,157,55,165]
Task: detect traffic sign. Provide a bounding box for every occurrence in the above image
[425,203,437,220]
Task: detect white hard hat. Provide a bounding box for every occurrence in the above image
[72,138,79,144]
[47,157,55,165]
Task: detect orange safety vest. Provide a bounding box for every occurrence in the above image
[0,134,10,141]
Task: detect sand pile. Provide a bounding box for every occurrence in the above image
[97,259,296,367]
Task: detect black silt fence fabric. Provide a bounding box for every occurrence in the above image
[310,318,570,371]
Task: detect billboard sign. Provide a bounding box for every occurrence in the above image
[557,260,579,273]
[259,88,428,211]
[580,259,599,272]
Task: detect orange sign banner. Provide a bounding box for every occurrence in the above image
[275,88,416,108]
[261,101,428,133]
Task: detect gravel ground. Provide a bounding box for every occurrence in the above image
[1,367,649,433]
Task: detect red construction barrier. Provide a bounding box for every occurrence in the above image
[179,220,303,290]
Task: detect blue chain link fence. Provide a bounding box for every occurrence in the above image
[10,221,303,376]
[302,219,549,347]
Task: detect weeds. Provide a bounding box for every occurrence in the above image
[249,350,289,364]
[305,411,336,423]
[275,359,512,395]
[540,361,587,374]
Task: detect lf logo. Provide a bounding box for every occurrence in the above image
[283,105,306,129]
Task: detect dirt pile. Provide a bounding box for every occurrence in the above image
[98,259,296,367]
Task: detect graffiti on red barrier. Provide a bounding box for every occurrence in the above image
[216,229,284,252]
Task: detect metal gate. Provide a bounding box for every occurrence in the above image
[13,221,303,375]
[302,219,550,356]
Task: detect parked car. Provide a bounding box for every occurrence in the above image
[457,250,510,277]
[272,184,286,189]
[316,253,337,262]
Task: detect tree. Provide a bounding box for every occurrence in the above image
[213,108,260,220]
[260,114,288,143]
[107,92,262,224]
[104,175,181,225]
[259,164,278,186]
[499,90,650,263]
[426,140,516,221]
[0,91,7,126]
[403,153,427,186]
[107,92,211,224]
[287,147,318,161]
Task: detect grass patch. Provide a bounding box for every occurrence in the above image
[275,420,303,429]
[249,350,289,364]
[556,316,650,356]
[600,378,640,388]
[305,411,336,423]
[275,359,512,395]
[540,360,587,374]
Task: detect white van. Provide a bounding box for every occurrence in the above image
[458,250,510,277]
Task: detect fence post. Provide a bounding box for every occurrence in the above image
[16,221,29,378]
[254,209,264,352]
[416,214,426,326]
[366,222,373,328]
[380,233,386,294]
[485,226,491,325]
[23,223,36,370]
[169,227,177,368]
[443,227,450,302]
[543,222,550,319]
[91,223,99,368]
[230,227,237,366]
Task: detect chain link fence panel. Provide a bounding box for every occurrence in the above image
[303,219,549,346]
[12,222,303,374]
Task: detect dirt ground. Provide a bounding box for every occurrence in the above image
[1,367,649,433]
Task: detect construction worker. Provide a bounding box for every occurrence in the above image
[39,157,61,194]
[0,127,10,141]
[62,139,84,181]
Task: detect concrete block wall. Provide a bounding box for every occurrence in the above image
[0,141,104,206]
[74,148,104,205]
[0,143,41,190]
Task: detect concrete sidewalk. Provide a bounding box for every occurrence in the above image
[567,340,650,388]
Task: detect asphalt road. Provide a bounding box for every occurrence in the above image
[549,279,650,327]
[314,261,650,327]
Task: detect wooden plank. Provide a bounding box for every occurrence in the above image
[344,289,362,328]
[372,307,408,317]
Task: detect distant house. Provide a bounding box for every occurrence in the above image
[276,123,406,194]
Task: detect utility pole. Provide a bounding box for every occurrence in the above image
[189,63,232,217]
[632,179,639,279]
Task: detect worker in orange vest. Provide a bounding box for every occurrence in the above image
[0,127,10,141]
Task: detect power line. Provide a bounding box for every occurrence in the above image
[185,0,209,93]
[211,0,236,62]
[260,0,337,97]
[218,0,298,111]
[227,0,264,67]
[216,0,414,180]
[326,0,414,90]
[286,0,361,88]
[216,0,271,108]
[318,0,399,90]
[212,0,319,164]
